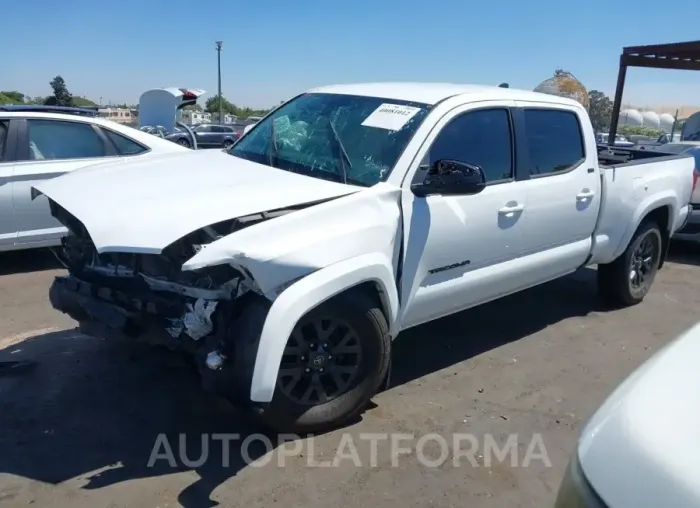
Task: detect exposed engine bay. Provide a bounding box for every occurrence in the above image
[47,198,309,372]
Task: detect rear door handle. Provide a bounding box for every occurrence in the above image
[498,203,525,216]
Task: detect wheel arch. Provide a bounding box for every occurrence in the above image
[643,205,671,268]
[613,196,676,264]
[249,253,399,403]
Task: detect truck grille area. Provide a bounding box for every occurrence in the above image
[53,217,241,297]
[48,202,249,344]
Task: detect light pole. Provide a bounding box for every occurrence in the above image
[215,41,223,123]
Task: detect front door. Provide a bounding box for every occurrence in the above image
[399,103,530,330]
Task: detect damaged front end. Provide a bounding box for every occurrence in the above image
[47,201,298,405]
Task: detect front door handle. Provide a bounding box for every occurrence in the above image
[498,203,525,217]
[576,190,596,201]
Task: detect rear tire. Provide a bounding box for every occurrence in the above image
[256,291,391,434]
[598,220,663,306]
[177,138,191,148]
[223,140,234,150]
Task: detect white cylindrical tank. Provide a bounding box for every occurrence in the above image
[619,109,644,127]
[659,113,675,133]
[642,111,661,130]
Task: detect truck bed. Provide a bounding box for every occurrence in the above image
[597,144,688,166]
[590,147,695,265]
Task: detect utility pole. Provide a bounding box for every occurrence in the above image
[215,41,223,124]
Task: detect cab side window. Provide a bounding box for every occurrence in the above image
[102,129,148,155]
[428,108,513,183]
[26,120,106,161]
[523,109,585,176]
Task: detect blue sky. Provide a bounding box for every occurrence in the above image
[2,0,699,108]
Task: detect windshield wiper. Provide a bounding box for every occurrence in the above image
[327,118,351,184]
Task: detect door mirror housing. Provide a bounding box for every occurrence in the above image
[411,159,487,197]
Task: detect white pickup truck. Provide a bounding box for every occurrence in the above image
[33,83,696,432]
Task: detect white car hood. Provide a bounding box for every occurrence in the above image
[577,321,700,507]
[33,150,361,253]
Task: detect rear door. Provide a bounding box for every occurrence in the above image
[12,118,117,247]
[514,102,601,278]
[0,119,17,249]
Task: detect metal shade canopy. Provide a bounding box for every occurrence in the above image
[609,40,700,144]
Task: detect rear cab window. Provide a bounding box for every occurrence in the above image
[523,109,585,177]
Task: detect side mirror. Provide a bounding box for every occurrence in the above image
[411,159,486,197]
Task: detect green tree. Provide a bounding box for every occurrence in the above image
[0,91,25,103]
[26,96,46,105]
[183,103,203,111]
[618,125,664,138]
[44,76,73,107]
[587,90,613,132]
[205,95,236,115]
[73,96,97,107]
[0,93,14,105]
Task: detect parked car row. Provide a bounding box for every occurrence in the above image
[164,123,243,149]
[140,119,261,150]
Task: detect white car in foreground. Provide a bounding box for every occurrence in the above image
[554,320,700,507]
[33,83,695,432]
[0,105,188,252]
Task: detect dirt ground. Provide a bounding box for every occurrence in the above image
[1,244,699,508]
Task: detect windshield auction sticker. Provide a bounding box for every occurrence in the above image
[361,104,421,131]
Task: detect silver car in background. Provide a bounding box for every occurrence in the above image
[0,105,187,252]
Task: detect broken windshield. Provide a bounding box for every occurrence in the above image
[230,92,431,187]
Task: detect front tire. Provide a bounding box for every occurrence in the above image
[256,291,391,434]
[598,220,663,306]
[177,137,191,148]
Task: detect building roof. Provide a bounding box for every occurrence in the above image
[308,82,583,107]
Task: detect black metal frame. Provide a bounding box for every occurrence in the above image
[608,40,700,145]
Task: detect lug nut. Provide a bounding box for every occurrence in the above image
[328,355,332,359]
[300,356,306,361]
[319,368,324,372]
[309,343,315,348]
[305,368,310,373]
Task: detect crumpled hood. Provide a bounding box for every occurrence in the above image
[33,150,360,253]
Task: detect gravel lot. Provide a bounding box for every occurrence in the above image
[1,244,699,508]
